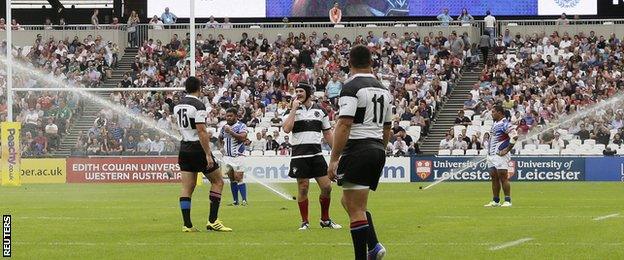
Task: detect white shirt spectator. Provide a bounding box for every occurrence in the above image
[150,139,165,153]
[393,139,409,154]
[439,137,454,150]
[484,15,496,28]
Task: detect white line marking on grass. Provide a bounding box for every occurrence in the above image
[593,213,620,221]
[489,238,534,251]
[13,241,624,247]
[21,216,123,220]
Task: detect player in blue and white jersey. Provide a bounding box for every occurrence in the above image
[219,107,249,206]
[485,105,518,208]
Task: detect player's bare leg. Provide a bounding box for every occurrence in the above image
[180,172,199,232]
[498,170,512,206]
[316,176,341,229]
[485,168,502,207]
[204,168,232,231]
[342,189,370,260]
[234,171,247,205]
[297,178,310,229]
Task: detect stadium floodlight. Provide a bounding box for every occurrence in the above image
[6,0,13,122]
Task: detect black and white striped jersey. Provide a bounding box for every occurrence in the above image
[283,103,331,159]
[173,95,208,142]
[338,73,392,152]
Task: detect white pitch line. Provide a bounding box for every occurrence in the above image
[593,213,620,221]
[20,216,123,220]
[489,238,534,251]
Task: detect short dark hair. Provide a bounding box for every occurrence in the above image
[349,45,372,69]
[185,76,201,93]
[226,107,238,114]
[493,105,505,114]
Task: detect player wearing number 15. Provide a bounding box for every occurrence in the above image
[173,77,232,232]
[328,45,392,259]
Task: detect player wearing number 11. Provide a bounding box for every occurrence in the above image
[328,45,392,260]
[173,77,232,233]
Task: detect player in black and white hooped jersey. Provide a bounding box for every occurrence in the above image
[282,82,342,231]
[173,76,231,232]
[328,45,392,260]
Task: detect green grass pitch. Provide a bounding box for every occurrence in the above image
[1,182,622,259]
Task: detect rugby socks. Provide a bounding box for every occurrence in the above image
[350,220,370,260]
[365,211,379,250]
[319,195,331,221]
[179,197,192,228]
[493,196,500,203]
[504,196,511,203]
[298,199,309,223]
[209,191,221,223]
[230,181,239,204]
[238,182,247,201]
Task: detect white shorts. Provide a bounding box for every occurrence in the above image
[221,156,246,172]
[486,154,510,170]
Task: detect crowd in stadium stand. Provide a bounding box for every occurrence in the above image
[0,32,121,157]
[446,29,624,155]
[72,27,469,156]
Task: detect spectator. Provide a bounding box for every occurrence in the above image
[149,15,163,30]
[453,134,468,150]
[484,10,496,42]
[161,7,178,25]
[222,17,232,28]
[110,17,120,29]
[265,135,279,151]
[250,132,267,151]
[439,133,454,150]
[557,13,569,25]
[33,130,49,156]
[205,16,219,29]
[0,18,5,31]
[468,134,482,150]
[11,19,22,30]
[137,134,152,154]
[437,8,453,26]
[454,110,471,126]
[127,11,140,47]
[457,8,474,25]
[44,118,59,150]
[149,135,165,155]
[463,94,478,111]
[123,135,138,154]
[270,112,283,127]
[279,135,292,155]
[329,2,342,24]
[91,9,100,29]
[326,74,342,105]
[482,132,491,150]
[479,33,491,64]
[550,132,565,150]
[576,123,590,141]
[44,18,54,30]
[393,136,408,156]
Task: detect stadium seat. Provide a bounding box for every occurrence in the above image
[478,149,487,156]
[560,149,576,155]
[537,144,551,150]
[584,139,596,146]
[569,139,582,146]
[594,144,606,151]
[250,150,264,156]
[465,149,478,155]
[438,149,451,156]
[399,121,411,129]
[473,115,481,121]
[464,110,475,119]
[453,125,466,137]
[607,144,620,150]
[548,149,560,155]
[524,144,537,150]
[264,112,275,118]
[617,149,624,155]
[314,91,325,98]
[472,119,482,126]
[451,149,465,156]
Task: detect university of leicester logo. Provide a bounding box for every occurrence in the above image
[555,0,580,8]
[415,160,432,180]
[507,161,516,178]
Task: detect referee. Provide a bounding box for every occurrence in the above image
[328,45,392,259]
[283,83,342,230]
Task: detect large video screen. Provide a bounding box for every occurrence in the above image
[147,0,597,18]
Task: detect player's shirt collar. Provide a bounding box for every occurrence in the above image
[185,94,201,101]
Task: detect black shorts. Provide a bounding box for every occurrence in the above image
[337,149,386,191]
[178,141,220,174]
[289,155,328,179]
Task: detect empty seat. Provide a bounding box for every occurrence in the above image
[438,149,451,156]
[250,150,264,156]
[465,149,478,155]
[569,139,582,146]
[594,144,606,151]
[478,149,487,156]
[584,139,596,146]
[451,149,465,156]
[399,121,411,129]
[524,144,537,150]
[537,144,551,150]
[607,144,620,150]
